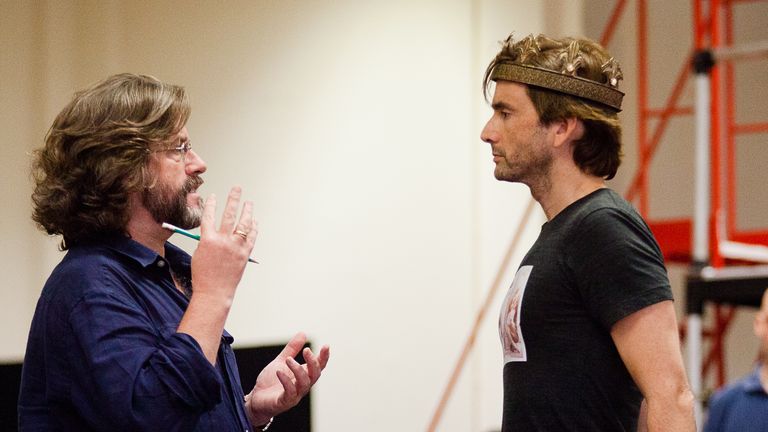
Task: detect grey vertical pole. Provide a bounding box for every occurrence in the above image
[693,51,713,268]
[689,49,714,430]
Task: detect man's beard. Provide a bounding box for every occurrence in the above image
[494,126,553,188]
[142,176,204,229]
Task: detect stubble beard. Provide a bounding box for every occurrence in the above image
[142,176,204,229]
[494,127,553,191]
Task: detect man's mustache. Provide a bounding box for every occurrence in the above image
[182,176,203,194]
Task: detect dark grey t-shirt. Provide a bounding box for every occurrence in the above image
[499,188,673,432]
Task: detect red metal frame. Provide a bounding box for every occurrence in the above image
[636,0,649,215]
[599,0,628,46]
[703,306,737,386]
[586,0,768,398]
[723,0,768,246]
[625,0,768,389]
[625,48,695,207]
[632,0,768,266]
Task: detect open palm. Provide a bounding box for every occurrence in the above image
[245,332,330,426]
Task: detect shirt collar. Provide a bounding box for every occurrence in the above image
[82,234,232,343]
[96,234,191,271]
[742,365,767,394]
[164,242,192,275]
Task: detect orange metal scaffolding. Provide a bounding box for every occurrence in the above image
[635,0,768,265]
[575,0,768,399]
[625,1,768,428]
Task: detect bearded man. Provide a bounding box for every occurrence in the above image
[19,73,329,431]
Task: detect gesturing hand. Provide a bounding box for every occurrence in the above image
[245,333,331,426]
[191,186,257,303]
[180,186,258,364]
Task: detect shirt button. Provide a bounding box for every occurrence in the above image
[157,260,166,268]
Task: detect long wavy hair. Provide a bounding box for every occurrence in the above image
[31,73,191,250]
[483,34,624,180]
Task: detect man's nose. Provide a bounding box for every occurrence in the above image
[481,120,498,144]
[185,150,207,175]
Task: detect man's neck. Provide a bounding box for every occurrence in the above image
[125,194,172,256]
[529,161,606,220]
[760,363,768,393]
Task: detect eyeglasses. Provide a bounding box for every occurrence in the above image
[151,140,193,161]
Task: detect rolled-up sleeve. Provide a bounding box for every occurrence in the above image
[66,287,222,430]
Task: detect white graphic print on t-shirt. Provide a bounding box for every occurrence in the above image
[499,265,532,363]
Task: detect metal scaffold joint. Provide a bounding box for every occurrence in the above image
[692,49,715,74]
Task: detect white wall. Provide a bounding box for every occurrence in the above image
[1,1,560,431]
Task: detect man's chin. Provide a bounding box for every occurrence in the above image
[178,221,201,230]
[494,169,513,182]
[180,211,203,230]
[494,166,524,183]
[165,208,203,230]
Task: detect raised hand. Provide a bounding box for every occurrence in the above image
[179,186,258,364]
[245,333,331,426]
[191,186,257,303]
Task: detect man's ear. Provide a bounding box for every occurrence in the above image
[757,290,768,338]
[552,117,584,148]
[755,311,768,339]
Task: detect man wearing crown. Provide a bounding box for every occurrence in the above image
[482,34,695,431]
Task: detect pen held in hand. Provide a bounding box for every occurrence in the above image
[161,222,259,264]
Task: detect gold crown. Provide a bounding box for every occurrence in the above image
[490,63,624,111]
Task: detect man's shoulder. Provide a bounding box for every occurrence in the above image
[572,189,637,220]
[42,243,136,302]
[55,242,125,274]
[556,189,646,239]
[710,370,763,406]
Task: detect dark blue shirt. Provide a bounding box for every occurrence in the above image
[704,366,768,432]
[18,235,253,431]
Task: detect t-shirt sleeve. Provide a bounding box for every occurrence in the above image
[567,207,674,329]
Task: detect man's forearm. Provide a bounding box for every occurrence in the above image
[645,390,696,432]
[177,292,232,364]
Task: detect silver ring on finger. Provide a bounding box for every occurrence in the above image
[234,230,248,240]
